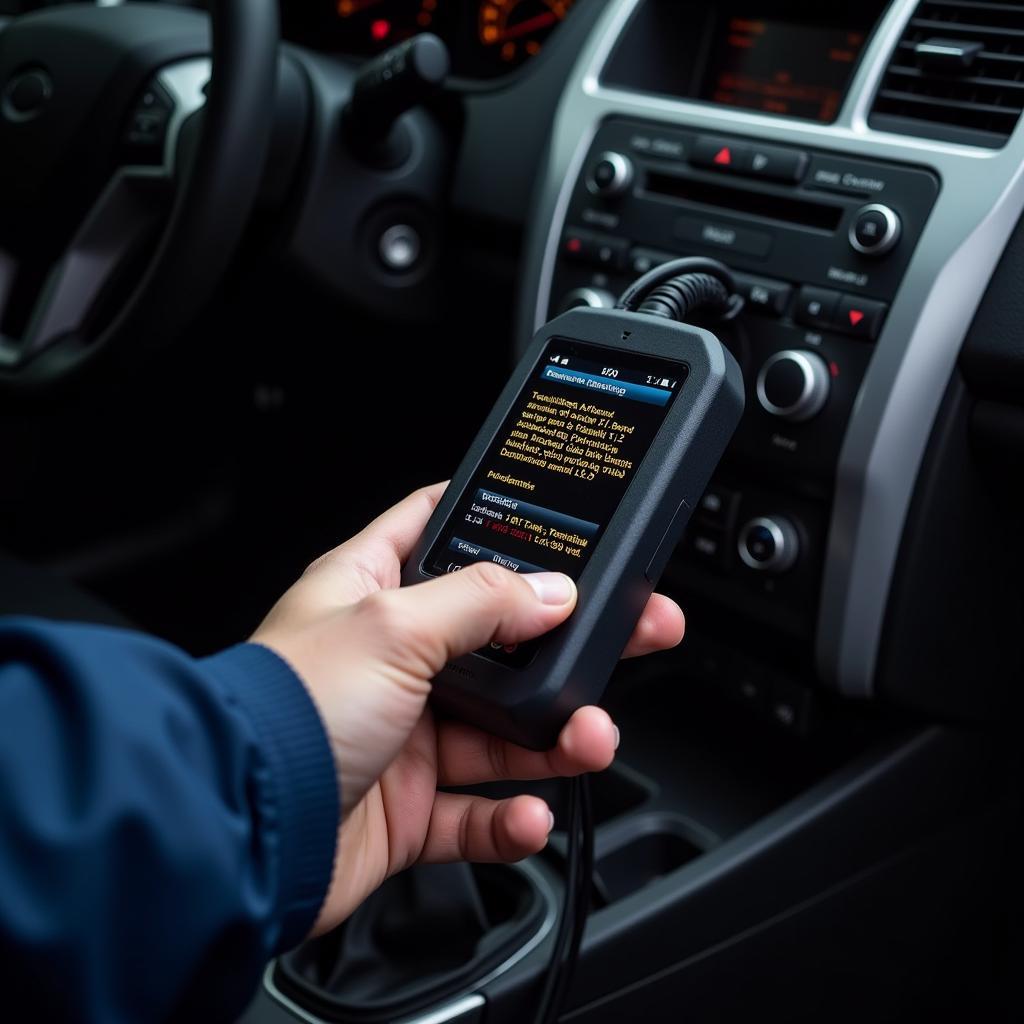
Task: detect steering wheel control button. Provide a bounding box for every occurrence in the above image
[2,68,53,123]
[757,350,831,423]
[675,215,774,259]
[738,517,799,574]
[738,144,808,184]
[123,83,175,162]
[733,273,793,317]
[586,151,634,198]
[378,224,422,272]
[837,295,888,341]
[558,288,616,314]
[850,204,902,257]
[794,285,841,330]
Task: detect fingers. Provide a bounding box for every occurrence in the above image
[621,593,686,659]
[418,792,554,864]
[436,705,618,787]
[355,563,577,678]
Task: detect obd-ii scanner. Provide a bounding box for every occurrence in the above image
[402,258,746,751]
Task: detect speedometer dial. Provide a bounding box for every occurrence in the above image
[477,0,574,69]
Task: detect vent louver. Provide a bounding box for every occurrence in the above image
[870,0,1024,147]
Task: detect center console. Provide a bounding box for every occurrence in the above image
[547,116,938,723]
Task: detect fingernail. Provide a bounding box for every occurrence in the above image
[547,809,556,833]
[613,726,621,750]
[524,572,575,606]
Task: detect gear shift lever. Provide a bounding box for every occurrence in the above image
[343,33,450,167]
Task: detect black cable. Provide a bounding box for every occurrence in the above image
[535,775,594,1024]
[616,256,744,322]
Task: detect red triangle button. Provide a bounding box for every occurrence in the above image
[713,147,732,166]
[848,309,865,327]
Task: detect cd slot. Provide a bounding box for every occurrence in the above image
[645,172,844,233]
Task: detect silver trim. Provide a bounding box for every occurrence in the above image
[261,858,558,1024]
[756,349,830,423]
[518,0,1024,697]
[154,59,211,173]
[849,203,902,256]
[738,517,799,574]
[586,149,634,196]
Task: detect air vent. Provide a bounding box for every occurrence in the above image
[870,0,1024,147]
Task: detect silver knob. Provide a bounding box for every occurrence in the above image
[738,517,800,574]
[849,204,902,257]
[558,287,616,314]
[756,350,830,423]
[586,151,634,198]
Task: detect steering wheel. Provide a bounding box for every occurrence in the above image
[0,0,278,396]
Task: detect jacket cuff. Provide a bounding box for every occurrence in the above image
[202,643,339,952]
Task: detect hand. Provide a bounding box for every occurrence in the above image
[252,483,685,933]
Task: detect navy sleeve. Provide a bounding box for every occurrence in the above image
[0,618,339,1023]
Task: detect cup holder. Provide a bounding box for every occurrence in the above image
[272,861,552,1023]
[592,815,705,905]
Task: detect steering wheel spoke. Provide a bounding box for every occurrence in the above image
[21,168,172,360]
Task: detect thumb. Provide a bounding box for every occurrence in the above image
[359,562,577,678]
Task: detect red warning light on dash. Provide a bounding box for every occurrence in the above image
[848,309,865,327]
[714,147,733,166]
[370,18,391,42]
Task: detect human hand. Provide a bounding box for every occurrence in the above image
[251,483,685,933]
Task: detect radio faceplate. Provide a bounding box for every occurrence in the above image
[546,117,940,699]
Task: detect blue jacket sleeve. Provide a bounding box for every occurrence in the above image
[0,617,339,1023]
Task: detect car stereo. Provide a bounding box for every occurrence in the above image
[542,113,940,728]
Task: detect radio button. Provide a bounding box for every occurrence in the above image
[676,215,773,258]
[837,295,888,341]
[587,151,635,198]
[733,273,793,316]
[757,350,830,423]
[629,247,676,276]
[738,517,800,574]
[850,204,902,257]
[794,285,841,330]
[696,484,737,528]
[562,230,628,270]
[739,145,808,184]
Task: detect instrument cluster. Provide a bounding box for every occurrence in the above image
[280,0,576,79]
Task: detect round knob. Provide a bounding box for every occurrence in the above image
[756,350,830,423]
[738,517,799,574]
[586,151,634,198]
[849,204,901,258]
[558,287,616,314]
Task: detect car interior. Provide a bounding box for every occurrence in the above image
[2,0,1024,1020]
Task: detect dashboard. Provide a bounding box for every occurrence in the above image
[279,0,579,80]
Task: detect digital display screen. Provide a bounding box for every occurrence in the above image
[700,15,868,122]
[427,340,687,592]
